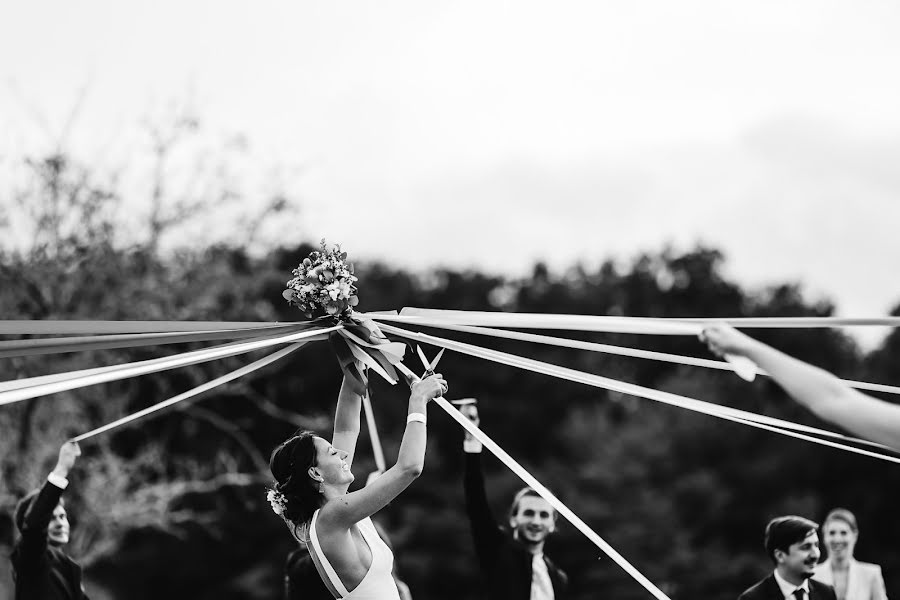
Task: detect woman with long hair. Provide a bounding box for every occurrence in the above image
[268,370,447,599]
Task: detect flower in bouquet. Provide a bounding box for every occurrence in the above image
[283,239,360,320]
[280,239,407,395]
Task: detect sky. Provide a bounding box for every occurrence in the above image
[2,1,900,341]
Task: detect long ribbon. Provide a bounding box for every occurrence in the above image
[380,324,900,464]
[0,320,293,335]
[362,392,387,472]
[5,313,900,338]
[0,325,312,359]
[0,326,338,406]
[375,319,900,398]
[384,309,900,330]
[393,360,671,600]
[71,342,306,442]
[373,311,770,376]
[436,398,672,600]
[385,323,836,438]
[657,317,900,328]
[381,310,702,335]
[328,318,408,395]
[0,335,275,394]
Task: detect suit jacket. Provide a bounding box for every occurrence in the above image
[739,573,837,600]
[464,452,568,600]
[814,559,888,600]
[10,480,89,600]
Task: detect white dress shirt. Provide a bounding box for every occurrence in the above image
[531,553,555,600]
[774,569,811,600]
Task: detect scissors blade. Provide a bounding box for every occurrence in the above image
[428,348,445,372]
[416,345,430,370]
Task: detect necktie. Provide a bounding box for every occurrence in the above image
[793,588,807,600]
[531,554,555,600]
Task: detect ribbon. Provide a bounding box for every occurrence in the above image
[325,316,407,395]
[71,342,307,442]
[0,334,280,394]
[0,320,293,335]
[379,309,900,330]
[380,324,900,464]
[367,319,900,397]
[362,391,387,473]
[0,326,338,406]
[0,324,312,359]
[381,309,702,335]
[391,361,672,600]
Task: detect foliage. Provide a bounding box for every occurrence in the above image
[2,142,900,600]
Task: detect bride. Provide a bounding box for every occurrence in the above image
[268,369,447,599]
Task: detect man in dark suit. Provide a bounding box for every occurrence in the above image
[11,440,89,600]
[739,516,837,600]
[461,401,568,600]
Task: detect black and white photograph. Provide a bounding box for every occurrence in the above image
[2,2,900,599]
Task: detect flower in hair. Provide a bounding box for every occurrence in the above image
[266,488,288,516]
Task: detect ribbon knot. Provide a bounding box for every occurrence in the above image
[328,317,406,394]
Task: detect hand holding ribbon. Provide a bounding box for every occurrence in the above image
[282,241,407,394]
[329,317,407,395]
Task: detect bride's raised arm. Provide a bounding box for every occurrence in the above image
[331,372,364,470]
[320,374,446,529]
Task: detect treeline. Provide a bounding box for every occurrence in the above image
[2,147,900,600]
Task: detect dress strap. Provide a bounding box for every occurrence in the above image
[308,510,350,599]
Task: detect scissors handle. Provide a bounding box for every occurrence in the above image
[421,370,444,398]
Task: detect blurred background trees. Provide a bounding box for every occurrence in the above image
[2,116,899,600]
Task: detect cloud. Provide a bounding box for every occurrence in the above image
[303,115,900,326]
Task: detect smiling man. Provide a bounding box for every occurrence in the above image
[739,516,836,600]
[11,441,89,600]
[461,402,568,600]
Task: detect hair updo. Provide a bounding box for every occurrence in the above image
[269,430,323,534]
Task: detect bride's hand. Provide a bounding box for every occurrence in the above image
[410,374,448,404]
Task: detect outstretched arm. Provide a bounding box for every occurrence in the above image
[332,373,364,468]
[702,324,900,450]
[320,374,447,529]
[461,404,504,566]
[14,442,80,568]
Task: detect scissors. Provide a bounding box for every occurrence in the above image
[416,345,445,379]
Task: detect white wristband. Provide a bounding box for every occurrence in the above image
[406,412,427,425]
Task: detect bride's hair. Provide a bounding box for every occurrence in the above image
[270,430,323,538]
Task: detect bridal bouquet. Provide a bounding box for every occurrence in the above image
[282,240,405,394]
[282,240,359,319]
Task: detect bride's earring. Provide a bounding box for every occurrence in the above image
[309,466,324,493]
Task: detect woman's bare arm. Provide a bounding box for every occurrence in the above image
[332,375,364,469]
[703,324,900,450]
[320,374,446,529]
